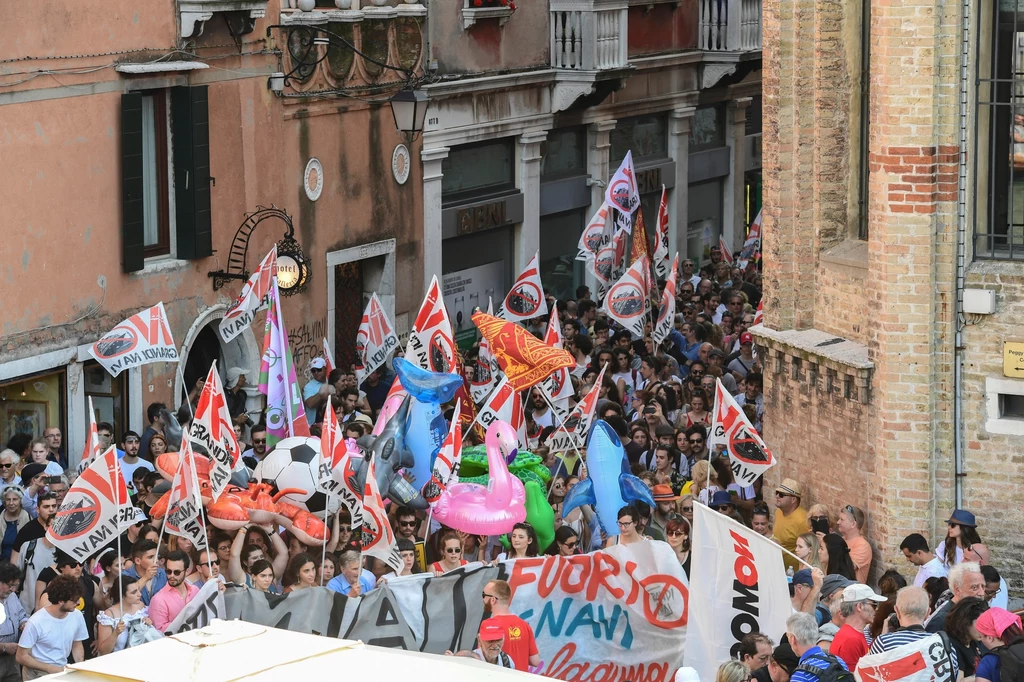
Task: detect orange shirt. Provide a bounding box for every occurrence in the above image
[487,614,539,672]
[846,535,872,584]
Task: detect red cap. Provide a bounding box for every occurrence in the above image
[479,621,505,641]
[740,332,754,345]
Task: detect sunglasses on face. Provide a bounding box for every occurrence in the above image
[667,530,687,538]
[561,540,577,549]
[166,569,185,576]
[689,438,704,445]
[399,521,417,527]
[712,505,730,512]
[775,492,793,498]
[681,506,693,512]
[691,371,705,377]
[445,547,462,554]
[0,464,12,469]
[252,439,266,444]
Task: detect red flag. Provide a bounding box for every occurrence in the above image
[630,206,651,266]
[753,300,763,326]
[471,312,575,392]
[719,236,735,264]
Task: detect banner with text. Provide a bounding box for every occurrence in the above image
[855,634,956,682]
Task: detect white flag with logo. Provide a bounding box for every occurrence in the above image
[407,275,458,375]
[76,396,105,475]
[498,252,548,322]
[219,247,277,343]
[854,634,956,682]
[652,253,679,346]
[540,308,575,409]
[471,298,501,404]
[685,504,790,682]
[577,203,611,262]
[423,400,463,504]
[473,375,526,448]
[605,151,640,214]
[360,457,403,574]
[544,365,604,453]
[89,302,178,377]
[189,361,241,502]
[164,440,207,550]
[603,255,650,339]
[709,379,776,487]
[653,186,671,279]
[355,293,399,384]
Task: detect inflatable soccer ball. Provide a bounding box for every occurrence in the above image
[253,436,335,514]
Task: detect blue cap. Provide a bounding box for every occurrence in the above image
[792,568,814,587]
[710,490,733,508]
[948,509,977,528]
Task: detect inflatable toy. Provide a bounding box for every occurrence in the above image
[524,480,555,550]
[394,357,463,489]
[457,449,551,488]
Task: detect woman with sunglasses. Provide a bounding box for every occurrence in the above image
[551,527,580,556]
[665,516,691,578]
[936,509,982,569]
[818,533,857,580]
[433,532,469,575]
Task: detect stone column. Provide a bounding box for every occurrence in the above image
[724,98,751,254]
[669,107,695,261]
[585,119,617,293]
[421,146,450,292]
[517,131,548,271]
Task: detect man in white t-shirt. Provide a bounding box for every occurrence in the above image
[119,431,154,496]
[17,575,87,678]
[900,533,948,588]
[302,358,330,425]
[529,388,556,430]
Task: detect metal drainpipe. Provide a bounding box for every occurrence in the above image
[857,0,871,240]
[953,0,971,509]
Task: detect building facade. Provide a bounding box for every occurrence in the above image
[0,0,760,468]
[757,0,1024,592]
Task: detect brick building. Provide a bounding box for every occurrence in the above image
[756,0,1024,594]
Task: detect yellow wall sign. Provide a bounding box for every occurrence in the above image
[1003,342,1024,378]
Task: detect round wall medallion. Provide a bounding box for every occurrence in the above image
[304,158,323,201]
[392,144,411,185]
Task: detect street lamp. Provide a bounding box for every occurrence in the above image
[389,88,430,142]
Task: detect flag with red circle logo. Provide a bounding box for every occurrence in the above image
[606,151,640,214]
[540,308,575,410]
[190,360,241,502]
[498,252,548,322]
[355,293,399,385]
[653,253,679,346]
[423,400,463,504]
[89,302,179,377]
[578,203,611,262]
[471,298,501,404]
[76,396,105,475]
[603,255,651,339]
[544,365,605,453]
[653,186,671,279]
[407,275,458,376]
[472,375,526,448]
[709,379,775,487]
[322,339,335,376]
[753,300,763,327]
[219,247,277,344]
[360,456,403,574]
[164,440,207,551]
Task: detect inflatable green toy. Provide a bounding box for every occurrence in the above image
[458,446,552,488]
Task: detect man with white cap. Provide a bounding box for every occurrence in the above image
[224,367,251,426]
[302,357,330,424]
[830,584,887,669]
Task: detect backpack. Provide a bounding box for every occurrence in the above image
[796,653,855,682]
[991,639,1024,682]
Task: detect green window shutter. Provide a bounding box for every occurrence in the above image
[171,86,212,260]
[121,92,145,273]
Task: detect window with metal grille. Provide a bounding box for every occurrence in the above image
[975,0,1024,259]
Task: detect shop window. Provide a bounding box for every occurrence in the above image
[0,370,66,451]
[540,210,587,302]
[611,115,668,165]
[689,105,726,151]
[442,139,516,204]
[83,362,129,441]
[541,127,587,180]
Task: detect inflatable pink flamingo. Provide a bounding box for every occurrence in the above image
[429,420,526,535]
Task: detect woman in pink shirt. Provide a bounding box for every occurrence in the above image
[838,505,873,585]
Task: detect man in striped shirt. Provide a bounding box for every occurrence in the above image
[787,612,849,682]
[867,586,959,677]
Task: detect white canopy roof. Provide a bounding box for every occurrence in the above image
[44,620,534,682]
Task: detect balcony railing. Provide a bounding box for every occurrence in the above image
[699,0,761,52]
[550,0,628,70]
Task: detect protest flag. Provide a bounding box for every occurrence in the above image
[322,338,335,375]
[603,255,651,339]
[540,307,574,410]
[753,300,764,327]
[422,400,463,504]
[471,298,501,404]
[855,634,957,682]
[163,440,207,550]
[709,378,775,486]
[685,503,790,682]
[652,253,680,346]
[407,275,458,375]
[189,361,241,502]
[738,209,762,269]
[578,203,610,262]
[259,280,310,449]
[630,206,651,267]
[48,447,146,563]
[719,236,735,264]
[472,375,526,448]
[219,247,277,343]
[316,400,348,492]
[606,151,640,214]
[653,186,671,279]
[89,302,178,377]
[544,365,605,454]
[355,293,399,384]
[472,312,575,392]
[360,456,404,573]
[76,396,104,475]
[498,252,549,322]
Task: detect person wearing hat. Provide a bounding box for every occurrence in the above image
[753,637,801,682]
[710,490,745,525]
[302,357,331,425]
[650,484,681,537]
[936,509,982,570]
[820,574,855,604]
[729,331,759,380]
[773,478,807,572]
[791,568,828,624]
[445,620,516,668]
[975,607,1024,682]
[830,584,887,668]
[224,367,252,426]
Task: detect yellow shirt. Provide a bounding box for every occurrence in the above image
[773,506,807,571]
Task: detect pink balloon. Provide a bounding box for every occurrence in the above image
[429,420,526,535]
[372,393,406,437]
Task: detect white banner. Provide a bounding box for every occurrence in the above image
[855,634,956,682]
[652,253,679,346]
[227,542,688,679]
[359,457,403,574]
[165,580,226,634]
[355,293,399,385]
[606,151,640,214]
[709,379,776,486]
[188,361,241,502]
[76,396,104,475]
[89,302,178,377]
[499,252,549,322]
[471,298,501,404]
[686,504,790,682]
[604,255,650,339]
[540,308,574,407]
[219,247,276,343]
[408,275,458,375]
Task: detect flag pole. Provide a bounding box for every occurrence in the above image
[321,493,330,586]
[538,390,585,499]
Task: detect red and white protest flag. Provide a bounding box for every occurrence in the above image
[407,275,458,375]
[653,186,671,279]
[753,300,764,327]
[603,255,651,339]
[540,307,575,409]
[189,361,242,502]
[472,375,526,448]
[423,400,463,504]
[856,634,957,682]
[48,447,146,563]
[606,151,640,215]
[163,440,207,550]
[499,252,548,322]
[685,504,790,682]
[315,405,363,526]
[738,209,762,269]
[709,379,775,487]
[471,298,501,404]
[355,293,399,385]
[577,203,611,262]
[89,302,178,377]
[258,280,311,449]
[652,253,680,347]
[360,456,404,573]
[76,396,104,475]
[219,247,277,343]
[316,400,348,493]
[719,236,735,265]
[322,338,335,375]
[544,365,605,453]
